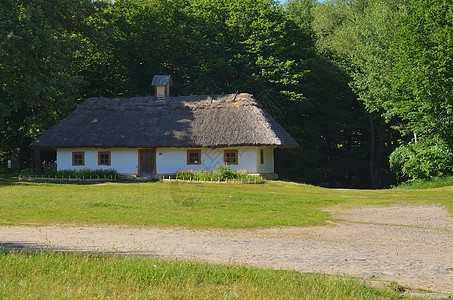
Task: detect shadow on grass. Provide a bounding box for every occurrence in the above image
[0,242,151,256]
[0,242,56,252]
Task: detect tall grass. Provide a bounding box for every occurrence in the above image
[394,176,453,190]
[0,250,409,299]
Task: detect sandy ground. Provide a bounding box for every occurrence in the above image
[0,205,452,297]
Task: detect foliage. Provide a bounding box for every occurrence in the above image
[389,138,453,181]
[214,164,240,181]
[0,251,406,299]
[19,168,35,177]
[174,165,263,182]
[0,0,377,188]
[310,0,453,184]
[0,0,92,165]
[3,0,452,187]
[310,0,405,188]
[390,0,453,143]
[55,168,119,179]
[283,0,372,187]
[27,166,119,179]
[0,170,19,185]
[42,161,57,177]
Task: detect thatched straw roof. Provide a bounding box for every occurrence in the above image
[29,93,298,149]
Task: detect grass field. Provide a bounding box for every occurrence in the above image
[1,172,451,298]
[0,250,415,299]
[1,173,452,228]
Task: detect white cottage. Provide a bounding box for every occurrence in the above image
[29,76,298,179]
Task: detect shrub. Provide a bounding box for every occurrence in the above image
[214,164,237,180]
[20,168,35,177]
[42,161,57,177]
[174,164,263,183]
[389,138,453,181]
[40,167,119,179]
[56,168,119,179]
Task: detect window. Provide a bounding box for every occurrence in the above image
[224,149,238,165]
[72,152,84,166]
[187,150,201,165]
[98,151,111,166]
[260,149,264,164]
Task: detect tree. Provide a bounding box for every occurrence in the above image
[281,0,372,187]
[391,0,453,143]
[385,0,453,181]
[0,0,95,167]
[311,0,403,187]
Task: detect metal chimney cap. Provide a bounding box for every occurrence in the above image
[151,75,171,86]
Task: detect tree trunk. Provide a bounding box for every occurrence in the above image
[369,113,387,188]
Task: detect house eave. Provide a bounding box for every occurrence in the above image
[30,143,298,150]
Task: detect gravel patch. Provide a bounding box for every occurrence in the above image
[0,205,452,297]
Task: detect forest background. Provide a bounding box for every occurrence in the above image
[1,0,452,188]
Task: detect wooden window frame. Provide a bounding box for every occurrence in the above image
[224,149,238,165]
[260,149,264,164]
[98,151,111,166]
[72,152,85,166]
[187,150,201,165]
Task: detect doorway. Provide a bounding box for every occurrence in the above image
[138,149,155,178]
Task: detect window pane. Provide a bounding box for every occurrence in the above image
[73,153,84,166]
[224,150,237,164]
[99,153,110,165]
[187,150,201,164]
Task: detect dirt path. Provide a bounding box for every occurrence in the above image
[1,205,452,296]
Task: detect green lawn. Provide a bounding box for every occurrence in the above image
[0,250,415,299]
[0,175,452,228]
[0,173,450,298]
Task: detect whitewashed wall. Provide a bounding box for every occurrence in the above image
[57,148,138,173]
[156,146,271,175]
[256,146,275,174]
[57,146,275,176]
